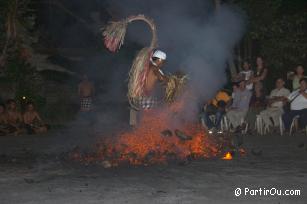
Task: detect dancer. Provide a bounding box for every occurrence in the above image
[102,15,187,126]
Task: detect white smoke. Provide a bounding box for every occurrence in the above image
[106,0,245,113]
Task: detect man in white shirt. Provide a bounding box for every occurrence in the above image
[282,78,307,130]
[239,61,254,91]
[260,78,290,128]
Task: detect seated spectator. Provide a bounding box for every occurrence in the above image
[6,99,24,135]
[23,102,48,134]
[0,104,9,136]
[245,83,266,131]
[282,78,307,131]
[292,65,306,91]
[200,89,231,133]
[226,81,252,132]
[260,78,290,130]
[237,60,254,91]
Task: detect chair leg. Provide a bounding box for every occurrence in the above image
[223,116,229,131]
[292,116,301,136]
[255,119,258,134]
[261,118,264,135]
[279,116,283,136]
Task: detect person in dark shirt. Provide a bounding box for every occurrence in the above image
[246,83,266,131]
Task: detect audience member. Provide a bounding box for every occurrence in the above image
[23,102,48,134]
[6,99,24,135]
[0,104,9,136]
[252,56,268,93]
[226,81,252,131]
[292,65,306,91]
[260,78,290,130]
[282,78,307,130]
[200,90,231,133]
[238,60,254,91]
[245,83,266,130]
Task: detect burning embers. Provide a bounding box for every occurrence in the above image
[70,102,243,167]
[96,110,219,166]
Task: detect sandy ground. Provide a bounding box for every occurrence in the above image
[0,128,307,204]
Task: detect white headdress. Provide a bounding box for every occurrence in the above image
[152,50,166,60]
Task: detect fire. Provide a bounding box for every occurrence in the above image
[222,152,233,160]
[70,95,233,167]
[92,108,219,166]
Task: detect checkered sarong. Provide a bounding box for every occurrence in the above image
[136,96,159,110]
[80,97,92,111]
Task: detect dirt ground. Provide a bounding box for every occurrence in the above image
[0,129,307,204]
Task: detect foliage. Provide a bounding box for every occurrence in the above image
[4,54,46,111]
[234,0,307,79]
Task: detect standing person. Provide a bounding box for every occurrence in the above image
[6,99,23,135]
[200,89,231,133]
[78,74,95,112]
[102,15,187,127]
[260,78,290,130]
[292,65,305,91]
[23,102,48,134]
[239,61,254,91]
[282,78,307,131]
[129,50,169,126]
[226,81,252,131]
[252,56,268,93]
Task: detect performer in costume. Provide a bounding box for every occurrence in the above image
[102,15,187,126]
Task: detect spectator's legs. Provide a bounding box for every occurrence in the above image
[227,110,246,129]
[201,111,214,129]
[260,109,273,128]
[298,109,307,128]
[215,110,224,129]
[270,109,283,127]
[261,108,283,128]
[282,110,300,130]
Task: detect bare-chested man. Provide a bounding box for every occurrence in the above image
[138,50,168,109]
[6,99,24,135]
[130,50,168,126]
[78,74,95,112]
[23,102,48,134]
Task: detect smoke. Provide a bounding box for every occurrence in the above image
[40,0,245,151]
[105,0,245,114]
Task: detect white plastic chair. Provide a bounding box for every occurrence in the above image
[279,116,284,136]
[222,115,248,134]
[280,115,307,136]
[290,115,300,136]
[220,115,229,132]
[256,115,264,135]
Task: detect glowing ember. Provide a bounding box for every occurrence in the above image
[70,94,231,167]
[92,108,220,166]
[222,152,233,160]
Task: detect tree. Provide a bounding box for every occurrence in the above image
[234,0,307,88]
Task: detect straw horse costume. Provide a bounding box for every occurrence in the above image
[102,15,187,125]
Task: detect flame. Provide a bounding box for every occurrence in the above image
[222,152,233,160]
[92,107,219,166]
[71,93,227,167]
